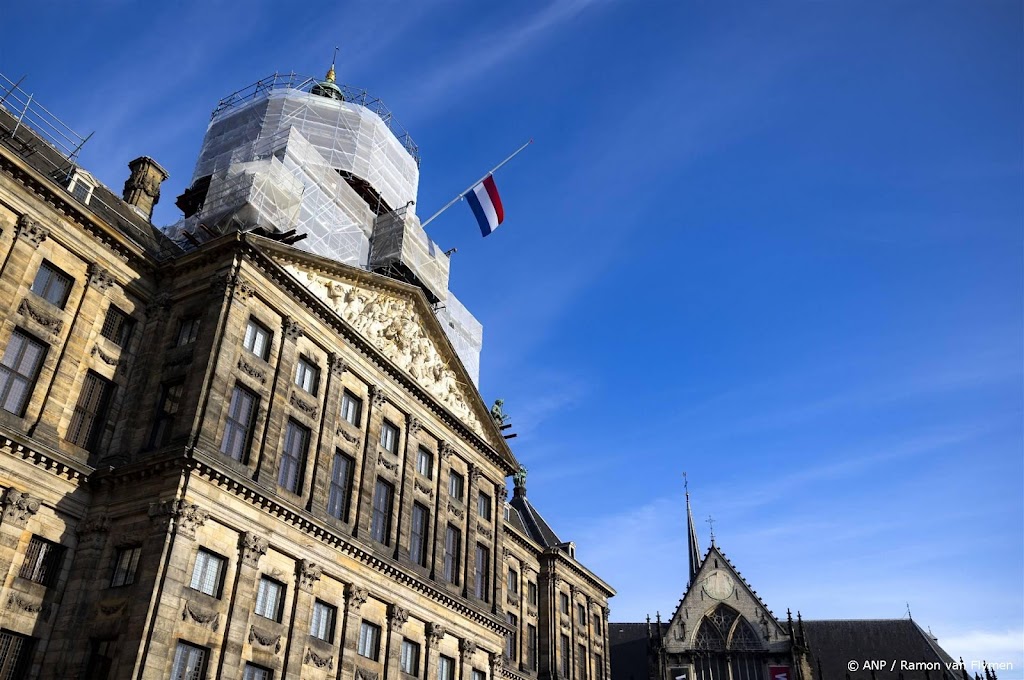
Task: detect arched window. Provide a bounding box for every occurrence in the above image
[728,618,762,650]
[693,619,725,650]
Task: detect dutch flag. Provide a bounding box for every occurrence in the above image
[464,174,504,237]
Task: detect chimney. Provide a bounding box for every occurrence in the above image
[122,156,168,222]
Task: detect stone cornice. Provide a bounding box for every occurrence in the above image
[0,433,92,484]
[503,518,615,598]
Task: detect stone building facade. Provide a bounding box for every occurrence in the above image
[0,79,613,679]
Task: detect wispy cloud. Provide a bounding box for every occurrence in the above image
[938,630,1024,674]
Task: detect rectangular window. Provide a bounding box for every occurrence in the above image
[0,630,33,679]
[66,371,114,450]
[448,471,464,501]
[340,390,361,426]
[254,577,284,621]
[508,568,519,595]
[474,543,490,601]
[100,305,134,347]
[410,502,430,567]
[70,174,94,204]
[244,663,272,680]
[176,316,201,346]
[505,613,518,661]
[477,492,491,520]
[416,447,433,478]
[577,603,586,626]
[595,654,604,680]
[278,420,310,493]
[472,670,486,680]
[528,581,537,606]
[443,524,461,584]
[379,420,398,453]
[19,535,63,586]
[560,636,570,677]
[110,546,141,587]
[527,624,538,670]
[150,380,184,447]
[170,641,207,680]
[0,329,47,416]
[30,261,72,308]
[243,318,271,360]
[357,621,381,660]
[326,451,355,521]
[578,645,588,680]
[560,592,570,614]
[220,384,257,461]
[371,478,394,545]
[438,655,455,680]
[294,357,319,394]
[593,612,602,635]
[310,600,336,642]
[400,639,421,676]
[189,549,225,598]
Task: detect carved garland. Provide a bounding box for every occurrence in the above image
[290,392,319,419]
[249,625,283,654]
[7,593,44,615]
[378,454,399,473]
[237,358,267,384]
[182,601,220,630]
[447,501,464,520]
[338,428,360,444]
[17,299,62,335]
[305,648,334,670]
[91,345,123,367]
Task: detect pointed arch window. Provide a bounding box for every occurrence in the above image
[693,619,725,651]
[728,618,762,650]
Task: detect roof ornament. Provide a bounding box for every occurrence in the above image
[513,465,527,498]
[685,473,701,589]
[706,514,716,546]
[311,46,344,101]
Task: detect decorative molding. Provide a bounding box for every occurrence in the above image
[282,316,304,341]
[96,598,126,617]
[1,489,40,527]
[91,344,123,367]
[328,353,347,377]
[378,453,399,473]
[355,668,379,680]
[469,466,483,485]
[507,592,520,606]
[87,262,115,291]
[237,357,267,384]
[305,648,334,670]
[497,484,508,502]
[527,607,538,618]
[560,621,572,633]
[338,428,360,444]
[298,560,323,593]
[345,584,369,612]
[460,638,478,661]
[427,622,447,646]
[182,600,220,630]
[490,652,504,675]
[17,299,62,336]
[477,525,493,540]
[234,277,257,302]
[502,547,513,560]
[163,348,193,369]
[249,625,283,654]
[369,384,386,408]
[148,500,209,540]
[7,593,44,615]
[240,532,268,569]
[75,514,110,549]
[15,214,48,247]
[439,441,454,461]
[388,603,409,630]
[414,479,433,498]
[289,392,319,419]
[407,415,423,437]
[447,501,464,519]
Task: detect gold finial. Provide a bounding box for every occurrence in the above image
[326,45,339,82]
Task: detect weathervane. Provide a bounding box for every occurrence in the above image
[706,515,716,544]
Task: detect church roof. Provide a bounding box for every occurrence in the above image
[802,619,964,680]
[609,623,655,680]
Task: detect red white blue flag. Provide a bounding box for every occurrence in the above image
[464,174,504,237]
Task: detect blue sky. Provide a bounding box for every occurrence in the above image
[3,0,1021,668]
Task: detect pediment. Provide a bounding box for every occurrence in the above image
[666,546,787,649]
[254,245,498,449]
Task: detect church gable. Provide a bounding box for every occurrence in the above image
[250,239,500,448]
[665,546,788,651]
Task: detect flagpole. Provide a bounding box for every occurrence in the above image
[421,139,533,229]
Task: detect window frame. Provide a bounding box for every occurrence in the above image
[577,602,587,626]
[416,447,433,478]
[170,641,208,680]
[401,638,421,676]
[326,450,355,522]
[477,491,491,520]
[438,654,456,680]
[448,471,464,502]
[100,305,134,347]
[0,329,48,416]
[379,419,399,454]
[443,524,461,585]
[220,383,258,462]
[254,576,285,622]
[508,568,519,595]
[243,663,273,680]
[294,356,320,394]
[189,548,226,598]
[243,318,272,360]
[474,543,490,601]
[505,613,518,661]
[357,621,382,660]
[175,316,201,346]
[110,545,142,587]
[149,379,185,448]
[340,390,362,427]
[560,592,570,615]
[409,502,430,567]
[30,260,73,308]
[560,635,571,677]
[371,478,395,545]
[528,581,538,606]
[527,624,538,670]
[66,370,115,451]
[278,419,310,494]
[310,599,337,642]
[19,535,64,586]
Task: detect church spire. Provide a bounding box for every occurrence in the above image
[685,473,701,588]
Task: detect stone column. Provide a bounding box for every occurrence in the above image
[216,531,268,679]
[490,651,504,680]
[430,443,454,581]
[425,622,447,680]
[384,603,409,679]
[253,317,304,490]
[284,559,323,676]
[491,482,508,616]
[459,638,478,680]
[353,384,388,539]
[0,489,40,583]
[339,584,369,679]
